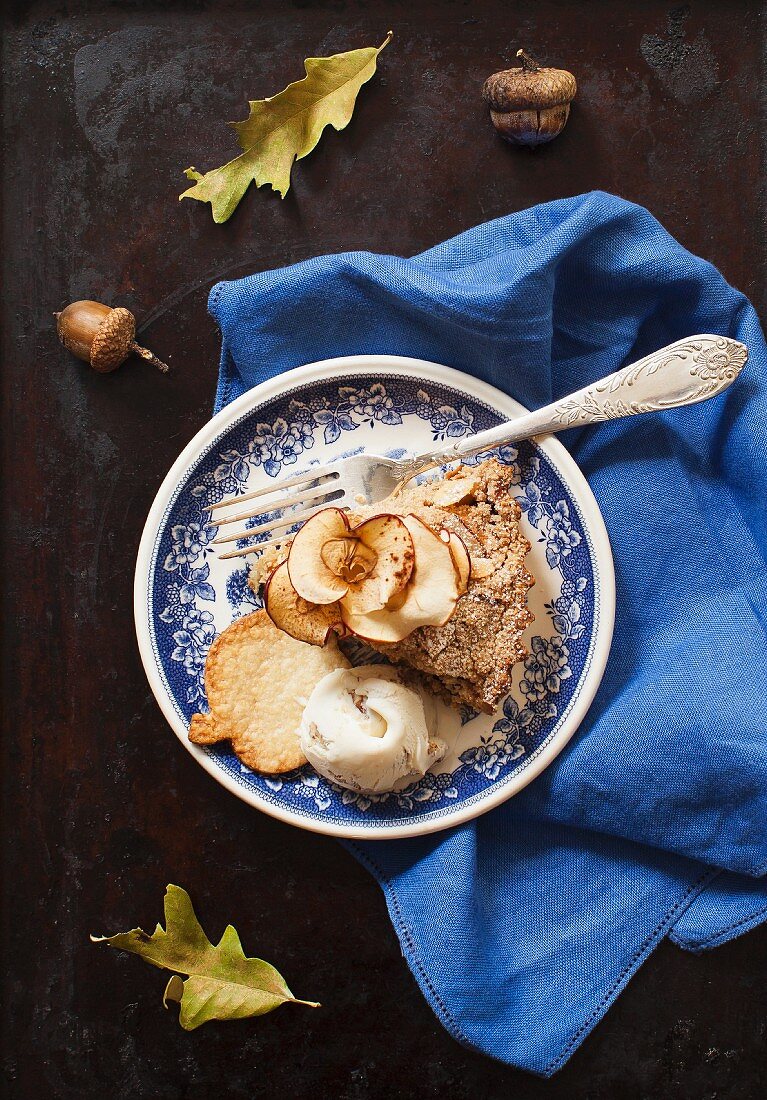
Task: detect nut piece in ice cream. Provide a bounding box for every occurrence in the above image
[188,610,349,773]
[299,664,445,793]
[340,514,460,643]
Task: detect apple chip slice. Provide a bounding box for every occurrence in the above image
[341,515,460,643]
[288,508,352,604]
[287,507,415,616]
[339,514,415,614]
[440,529,472,594]
[264,561,343,645]
[423,472,479,506]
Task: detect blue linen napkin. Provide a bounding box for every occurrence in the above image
[209,192,767,1075]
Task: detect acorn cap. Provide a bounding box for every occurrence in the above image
[483,56,576,112]
[90,306,136,372]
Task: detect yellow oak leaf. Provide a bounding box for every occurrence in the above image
[181,32,392,223]
[91,885,319,1029]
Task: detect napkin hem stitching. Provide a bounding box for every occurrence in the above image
[669,902,767,952]
[214,346,236,416]
[544,869,715,1076]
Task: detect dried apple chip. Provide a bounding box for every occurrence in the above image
[287,508,353,604]
[338,513,415,614]
[341,515,460,643]
[264,561,343,645]
[440,529,472,594]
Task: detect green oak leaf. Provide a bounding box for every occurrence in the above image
[181,31,392,223]
[91,884,319,1030]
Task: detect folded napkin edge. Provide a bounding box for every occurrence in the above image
[670,900,767,953]
[346,838,716,1078]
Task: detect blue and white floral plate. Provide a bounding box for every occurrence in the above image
[135,356,615,839]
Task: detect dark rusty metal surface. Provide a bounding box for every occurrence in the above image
[2,1,766,1097]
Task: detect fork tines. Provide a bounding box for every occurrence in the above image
[209,467,344,560]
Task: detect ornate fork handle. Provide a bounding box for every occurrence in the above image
[400,335,748,477]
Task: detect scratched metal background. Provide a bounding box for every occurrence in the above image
[2,1,766,1097]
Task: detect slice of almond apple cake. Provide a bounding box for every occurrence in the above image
[250,458,534,714]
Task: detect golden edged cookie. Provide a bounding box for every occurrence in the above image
[189,610,349,773]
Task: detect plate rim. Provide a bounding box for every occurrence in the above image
[135,354,615,839]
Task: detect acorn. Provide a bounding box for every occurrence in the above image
[482,49,576,146]
[54,301,170,373]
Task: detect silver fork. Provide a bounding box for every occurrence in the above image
[210,334,748,560]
